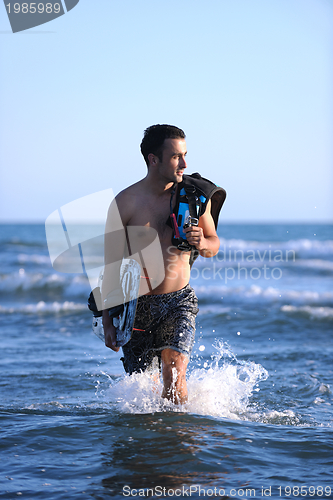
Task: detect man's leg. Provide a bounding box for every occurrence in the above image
[161,348,189,404]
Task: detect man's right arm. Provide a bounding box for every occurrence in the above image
[102,191,132,352]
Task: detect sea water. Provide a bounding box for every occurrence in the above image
[0,223,332,499]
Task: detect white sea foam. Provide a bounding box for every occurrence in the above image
[197,305,231,315]
[17,252,104,267]
[0,269,64,292]
[106,341,269,420]
[0,301,86,314]
[281,305,333,320]
[0,270,90,295]
[194,284,333,306]
[257,409,300,426]
[17,253,52,265]
[218,238,333,257]
[291,259,333,272]
[195,257,333,273]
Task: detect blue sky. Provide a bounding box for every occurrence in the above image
[0,0,332,222]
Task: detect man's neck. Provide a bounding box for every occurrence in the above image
[143,170,177,197]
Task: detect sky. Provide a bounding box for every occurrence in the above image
[0,0,332,223]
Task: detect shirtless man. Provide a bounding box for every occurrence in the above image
[102,125,220,404]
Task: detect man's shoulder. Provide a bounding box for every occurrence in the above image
[116,180,145,205]
[113,179,146,224]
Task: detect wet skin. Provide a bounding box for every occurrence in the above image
[102,138,220,403]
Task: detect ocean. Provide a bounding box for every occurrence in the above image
[0,223,332,499]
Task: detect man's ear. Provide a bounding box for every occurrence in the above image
[148,153,158,167]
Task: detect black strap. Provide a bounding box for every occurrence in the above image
[183,184,200,267]
[170,183,177,213]
[183,184,199,219]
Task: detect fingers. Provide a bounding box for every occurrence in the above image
[184,225,201,237]
[184,226,204,248]
[104,324,120,352]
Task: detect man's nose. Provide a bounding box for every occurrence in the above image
[180,156,187,168]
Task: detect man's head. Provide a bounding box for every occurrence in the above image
[140,124,186,167]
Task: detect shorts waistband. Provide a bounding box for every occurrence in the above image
[138,284,194,303]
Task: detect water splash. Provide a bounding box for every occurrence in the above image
[105,340,269,420]
[186,340,268,419]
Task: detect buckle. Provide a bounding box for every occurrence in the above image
[183,216,199,229]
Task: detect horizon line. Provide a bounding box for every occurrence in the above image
[0,219,332,225]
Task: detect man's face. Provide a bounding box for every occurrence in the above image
[157,138,187,183]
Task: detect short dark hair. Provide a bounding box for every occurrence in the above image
[140,124,186,166]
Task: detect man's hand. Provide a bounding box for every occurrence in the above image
[183,200,220,258]
[184,219,220,258]
[184,225,206,251]
[102,310,120,352]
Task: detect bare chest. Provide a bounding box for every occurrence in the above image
[128,195,172,241]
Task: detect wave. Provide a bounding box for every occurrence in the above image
[197,305,231,316]
[194,284,333,306]
[218,238,333,259]
[195,256,333,274]
[281,305,333,321]
[0,270,90,296]
[16,252,104,267]
[0,301,87,314]
[291,259,333,272]
[1,270,332,310]
[17,253,52,265]
[4,238,333,270]
[0,239,46,248]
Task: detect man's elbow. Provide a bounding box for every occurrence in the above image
[200,236,220,258]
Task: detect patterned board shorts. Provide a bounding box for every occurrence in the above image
[121,284,199,374]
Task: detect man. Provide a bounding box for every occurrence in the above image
[102,124,223,404]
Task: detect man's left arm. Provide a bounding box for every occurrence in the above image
[184,200,220,258]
